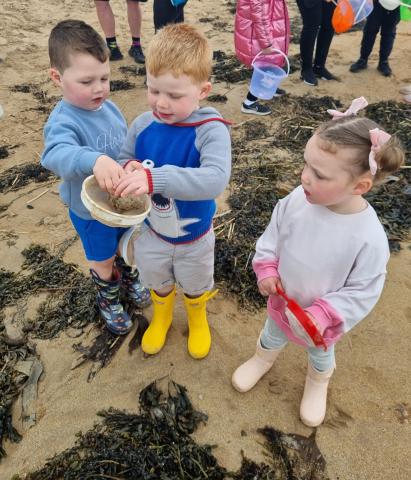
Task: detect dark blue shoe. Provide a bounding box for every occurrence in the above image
[90,269,132,335]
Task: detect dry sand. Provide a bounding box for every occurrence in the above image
[0,1,410,479]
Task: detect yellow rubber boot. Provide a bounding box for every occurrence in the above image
[184,290,218,359]
[142,287,176,355]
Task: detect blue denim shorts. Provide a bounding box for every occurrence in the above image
[69,210,127,262]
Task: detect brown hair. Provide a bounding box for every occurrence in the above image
[146,23,212,84]
[49,20,109,72]
[316,116,405,184]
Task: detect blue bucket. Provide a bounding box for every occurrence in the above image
[250,49,290,100]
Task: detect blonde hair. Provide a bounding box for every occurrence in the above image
[316,116,405,185]
[146,24,212,84]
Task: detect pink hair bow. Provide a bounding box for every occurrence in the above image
[369,128,391,176]
[327,96,368,119]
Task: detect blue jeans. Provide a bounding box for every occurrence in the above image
[260,316,335,372]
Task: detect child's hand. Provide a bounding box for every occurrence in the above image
[114,169,149,197]
[257,277,284,297]
[124,160,144,174]
[93,155,125,193]
[261,45,276,55]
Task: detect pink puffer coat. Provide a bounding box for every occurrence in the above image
[235,0,290,68]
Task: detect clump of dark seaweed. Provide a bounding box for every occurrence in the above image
[10,83,59,114]
[0,331,28,458]
[0,146,10,159]
[110,79,135,91]
[16,381,330,480]
[119,65,147,76]
[212,51,252,83]
[0,243,97,336]
[366,170,411,251]
[208,94,228,103]
[271,95,343,153]
[20,381,226,480]
[0,163,53,194]
[365,101,411,157]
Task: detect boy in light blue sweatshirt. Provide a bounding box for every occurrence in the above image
[114,24,232,359]
[41,19,150,335]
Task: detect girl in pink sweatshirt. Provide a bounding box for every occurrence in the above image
[234,0,290,116]
[232,98,405,427]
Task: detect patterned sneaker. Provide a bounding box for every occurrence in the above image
[241,101,271,116]
[128,44,145,64]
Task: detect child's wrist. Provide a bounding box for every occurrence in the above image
[144,168,153,194]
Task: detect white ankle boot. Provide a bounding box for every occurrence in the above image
[300,362,334,427]
[232,333,283,392]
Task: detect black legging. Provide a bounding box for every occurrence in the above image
[153,0,185,32]
[296,0,335,71]
[360,1,400,63]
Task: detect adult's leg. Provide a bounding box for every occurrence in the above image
[296,0,322,71]
[127,0,142,38]
[127,1,145,62]
[379,6,400,63]
[360,3,383,60]
[153,0,184,32]
[313,1,335,68]
[95,0,116,38]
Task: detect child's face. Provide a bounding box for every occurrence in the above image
[301,134,368,212]
[50,53,110,110]
[146,72,211,124]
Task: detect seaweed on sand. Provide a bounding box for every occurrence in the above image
[0,163,53,194]
[0,242,148,456]
[17,381,329,480]
[212,51,252,83]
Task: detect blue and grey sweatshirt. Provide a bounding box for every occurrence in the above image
[118,107,231,244]
[41,99,127,219]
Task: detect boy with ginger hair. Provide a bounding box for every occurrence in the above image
[115,24,232,359]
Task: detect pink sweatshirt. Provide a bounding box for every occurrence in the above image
[234,0,290,68]
[252,186,390,347]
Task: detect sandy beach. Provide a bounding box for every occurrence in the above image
[0,1,410,479]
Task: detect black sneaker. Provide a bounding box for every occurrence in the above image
[108,46,124,61]
[241,101,271,116]
[349,58,368,73]
[300,68,318,86]
[273,87,286,97]
[377,61,392,77]
[313,65,338,81]
[128,44,145,64]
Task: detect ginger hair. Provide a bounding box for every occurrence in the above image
[146,23,212,84]
[49,20,109,72]
[316,116,405,185]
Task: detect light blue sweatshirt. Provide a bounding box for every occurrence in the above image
[41,99,127,219]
